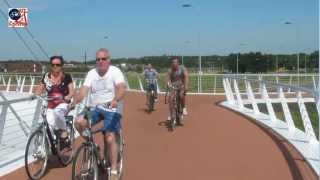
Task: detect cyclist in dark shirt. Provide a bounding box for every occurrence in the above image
[166,57,189,122]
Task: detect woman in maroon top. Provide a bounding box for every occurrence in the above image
[34,56,75,138]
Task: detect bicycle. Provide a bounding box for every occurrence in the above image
[72,103,124,180]
[146,79,157,112]
[25,96,75,180]
[165,84,183,131]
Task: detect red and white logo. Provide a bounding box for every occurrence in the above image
[8,8,29,28]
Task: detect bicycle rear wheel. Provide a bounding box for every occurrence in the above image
[72,144,98,180]
[25,130,48,180]
[57,120,75,166]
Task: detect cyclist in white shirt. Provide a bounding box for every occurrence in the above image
[73,48,126,180]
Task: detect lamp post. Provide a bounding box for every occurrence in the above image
[236,43,247,74]
[181,40,191,66]
[284,21,300,85]
[181,4,202,74]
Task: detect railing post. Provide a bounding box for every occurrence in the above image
[1,75,6,87]
[225,78,235,104]
[73,79,77,88]
[258,75,263,94]
[29,76,35,94]
[245,80,259,114]
[16,75,22,92]
[214,75,217,95]
[223,78,233,104]
[156,80,161,93]
[6,77,11,92]
[261,83,277,122]
[197,73,200,93]
[138,76,144,91]
[288,75,292,93]
[233,79,244,109]
[312,76,316,90]
[200,73,202,93]
[278,87,295,131]
[296,91,317,144]
[77,80,83,89]
[0,104,9,144]
[20,76,26,93]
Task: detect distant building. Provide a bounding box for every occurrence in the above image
[64,63,75,68]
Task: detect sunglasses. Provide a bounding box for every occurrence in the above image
[51,63,62,67]
[96,57,109,62]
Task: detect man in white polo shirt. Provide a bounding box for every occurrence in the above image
[73,48,126,180]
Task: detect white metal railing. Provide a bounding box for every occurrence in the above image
[0,91,40,175]
[221,75,320,175]
[128,73,318,95]
[1,73,318,95]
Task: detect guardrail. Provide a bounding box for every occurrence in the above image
[221,75,320,175]
[0,73,318,95]
[126,73,318,94]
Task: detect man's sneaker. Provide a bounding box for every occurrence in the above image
[167,116,171,121]
[155,98,158,102]
[183,108,188,116]
[110,170,119,180]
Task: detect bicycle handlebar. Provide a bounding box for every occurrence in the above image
[36,95,63,101]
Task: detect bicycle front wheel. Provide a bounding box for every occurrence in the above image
[72,144,98,180]
[149,92,155,112]
[25,130,49,180]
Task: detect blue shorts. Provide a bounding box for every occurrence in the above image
[82,107,122,133]
[146,83,157,92]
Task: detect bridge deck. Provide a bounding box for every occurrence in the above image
[1,92,317,180]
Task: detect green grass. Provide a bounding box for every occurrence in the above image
[252,103,319,139]
[126,73,141,90]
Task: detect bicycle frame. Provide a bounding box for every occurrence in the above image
[36,96,71,155]
[166,85,183,129]
[81,105,123,168]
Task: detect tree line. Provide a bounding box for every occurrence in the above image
[1,51,318,74]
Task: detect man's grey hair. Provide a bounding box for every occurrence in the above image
[96,48,110,56]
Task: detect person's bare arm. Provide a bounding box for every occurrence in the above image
[73,86,89,104]
[64,83,75,102]
[34,83,45,96]
[111,83,126,107]
[166,70,171,87]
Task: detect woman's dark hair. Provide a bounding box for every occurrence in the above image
[50,55,64,66]
[170,56,180,63]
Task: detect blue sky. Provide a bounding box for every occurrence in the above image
[0,0,318,60]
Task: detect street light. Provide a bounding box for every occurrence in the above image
[181,40,191,65]
[284,21,300,85]
[181,4,202,74]
[236,43,247,74]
